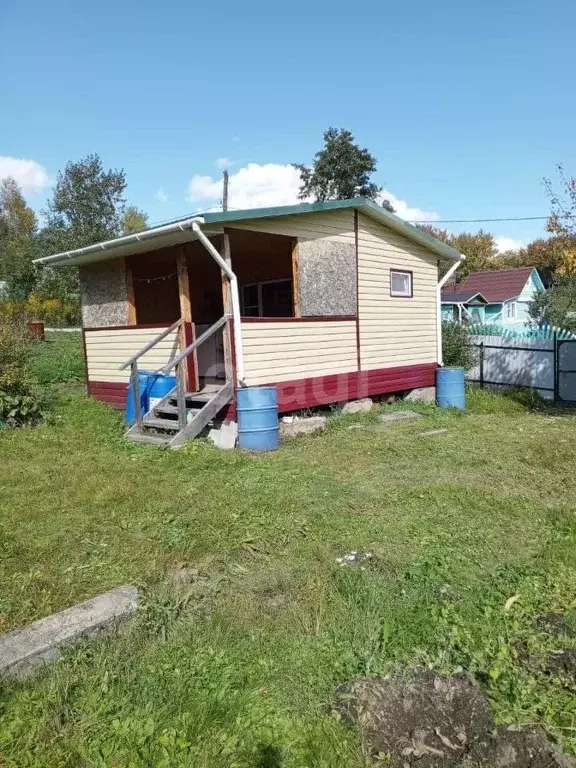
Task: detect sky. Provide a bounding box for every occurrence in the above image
[2,0,575,253]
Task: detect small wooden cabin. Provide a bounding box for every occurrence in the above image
[36,198,463,446]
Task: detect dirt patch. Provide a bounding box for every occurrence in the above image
[334,669,576,767]
[533,613,576,638]
[334,669,493,766]
[546,650,576,681]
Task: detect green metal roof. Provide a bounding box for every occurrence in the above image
[34,197,464,267]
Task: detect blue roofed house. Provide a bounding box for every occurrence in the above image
[441,267,544,327]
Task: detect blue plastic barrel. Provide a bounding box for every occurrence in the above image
[148,373,177,410]
[436,367,466,410]
[236,386,279,451]
[126,370,153,425]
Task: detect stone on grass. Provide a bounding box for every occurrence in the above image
[379,410,422,425]
[335,551,373,568]
[280,415,326,438]
[342,398,373,415]
[0,586,138,680]
[333,669,576,767]
[207,419,238,450]
[404,386,436,404]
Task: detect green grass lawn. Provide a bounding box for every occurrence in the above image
[1,337,575,765]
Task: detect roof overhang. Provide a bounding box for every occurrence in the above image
[34,197,464,268]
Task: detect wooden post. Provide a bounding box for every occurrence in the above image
[125,259,137,325]
[131,361,142,426]
[223,170,229,212]
[176,247,198,392]
[479,342,485,388]
[291,238,301,317]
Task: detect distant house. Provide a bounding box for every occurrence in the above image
[441,267,544,326]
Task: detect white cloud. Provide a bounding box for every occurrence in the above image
[214,157,231,170]
[187,162,440,222]
[0,156,49,193]
[188,163,303,209]
[377,190,438,223]
[155,187,169,203]
[495,236,524,253]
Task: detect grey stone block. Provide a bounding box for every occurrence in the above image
[404,386,436,403]
[342,398,373,415]
[208,419,238,450]
[379,410,422,425]
[0,585,138,679]
[280,415,327,438]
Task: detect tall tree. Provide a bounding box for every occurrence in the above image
[43,153,127,253]
[294,128,393,209]
[39,154,127,300]
[544,164,576,238]
[419,226,498,279]
[0,177,38,299]
[529,276,576,332]
[122,205,149,234]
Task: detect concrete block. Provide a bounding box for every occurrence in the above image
[0,585,138,680]
[280,415,327,438]
[379,410,422,425]
[404,386,436,403]
[342,398,373,415]
[208,419,238,450]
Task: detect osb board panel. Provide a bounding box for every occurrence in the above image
[298,240,356,316]
[80,259,129,327]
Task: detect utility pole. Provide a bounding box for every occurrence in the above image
[223,170,229,212]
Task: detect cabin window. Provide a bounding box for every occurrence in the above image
[390,269,413,297]
[241,279,294,317]
[506,302,516,319]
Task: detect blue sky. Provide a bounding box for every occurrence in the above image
[2,0,575,251]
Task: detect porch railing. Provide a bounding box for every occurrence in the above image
[118,315,231,431]
[118,318,183,427]
[161,315,230,430]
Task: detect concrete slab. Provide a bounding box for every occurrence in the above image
[208,419,238,450]
[404,386,436,404]
[0,585,138,679]
[379,410,422,425]
[342,398,373,415]
[280,415,326,438]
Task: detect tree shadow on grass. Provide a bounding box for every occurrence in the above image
[256,744,283,768]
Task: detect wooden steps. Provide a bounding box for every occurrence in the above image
[125,382,234,449]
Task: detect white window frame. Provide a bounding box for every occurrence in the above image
[506,302,516,320]
[390,269,413,298]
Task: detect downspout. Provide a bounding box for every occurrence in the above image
[191,221,245,386]
[437,256,465,365]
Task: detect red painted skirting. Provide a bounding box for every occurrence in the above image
[88,381,128,409]
[87,364,436,416]
[88,362,437,413]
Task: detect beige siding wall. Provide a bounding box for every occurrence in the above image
[84,326,179,383]
[230,209,355,244]
[357,212,439,370]
[241,320,357,386]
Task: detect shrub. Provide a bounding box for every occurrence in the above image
[0,318,43,427]
[0,294,80,328]
[442,321,475,369]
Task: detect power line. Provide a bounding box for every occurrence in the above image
[409,215,556,224]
